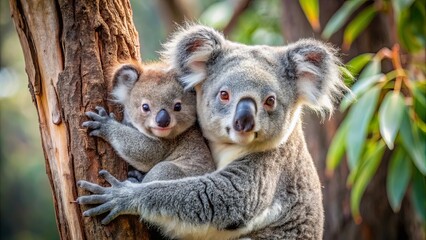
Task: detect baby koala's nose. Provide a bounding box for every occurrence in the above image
[233,98,256,132]
[156,109,171,128]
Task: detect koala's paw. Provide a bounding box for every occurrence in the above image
[127,170,146,183]
[82,106,117,138]
[76,170,140,224]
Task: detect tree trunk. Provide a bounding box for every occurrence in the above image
[281,1,421,239]
[9,0,149,239]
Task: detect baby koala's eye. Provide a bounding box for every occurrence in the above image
[264,96,276,108]
[141,103,150,112]
[174,102,182,111]
[219,91,230,102]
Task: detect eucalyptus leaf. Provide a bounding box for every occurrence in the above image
[326,120,350,171]
[411,167,426,221]
[346,87,381,169]
[397,1,426,53]
[299,0,320,31]
[340,66,355,85]
[413,82,426,109]
[391,0,415,15]
[400,109,426,174]
[322,0,367,39]
[379,92,406,149]
[358,57,382,80]
[346,53,374,76]
[340,73,384,112]
[387,147,411,212]
[343,6,378,49]
[351,141,386,222]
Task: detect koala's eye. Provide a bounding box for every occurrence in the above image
[219,91,230,102]
[264,96,276,108]
[174,102,182,111]
[141,103,150,112]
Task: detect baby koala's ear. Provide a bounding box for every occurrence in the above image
[161,24,226,89]
[111,64,142,103]
[281,39,349,118]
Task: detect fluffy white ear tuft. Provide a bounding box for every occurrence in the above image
[161,23,226,89]
[284,39,349,119]
[111,64,141,104]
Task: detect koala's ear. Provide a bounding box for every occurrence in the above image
[161,24,226,89]
[282,39,349,118]
[111,64,142,103]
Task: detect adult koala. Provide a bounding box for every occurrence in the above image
[77,25,348,240]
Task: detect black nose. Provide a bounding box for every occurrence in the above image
[233,98,256,132]
[155,109,170,128]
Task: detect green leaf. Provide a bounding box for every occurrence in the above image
[413,81,426,125]
[391,0,415,15]
[413,81,426,109]
[345,53,374,76]
[322,0,367,39]
[358,57,382,80]
[411,167,426,221]
[343,6,378,50]
[346,87,381,169]
[299,0,320,31]
[400,110,426,174]
[351,141,386,223]
[326,120,350,171]
[413,88,426,108]
[397,1,426,53]
[340,66,355,85]
[387,147,411,212]
[340,58,383,112]
[379,92,406,149]
[340,73,384,112]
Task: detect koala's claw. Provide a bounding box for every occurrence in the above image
[85,106,116,123]
[77,180,106,194]
[76,194,108,205]
[99,170,122,187]
[85,111,105,122]
[82,121,101,129]
[88,130,101,137]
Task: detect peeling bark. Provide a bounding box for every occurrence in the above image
[10,0,148,239]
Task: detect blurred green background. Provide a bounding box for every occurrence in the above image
[1,0,425,239]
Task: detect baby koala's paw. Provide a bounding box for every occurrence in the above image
[82,106,117,138]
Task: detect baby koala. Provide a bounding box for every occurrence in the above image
[83,62,214,183]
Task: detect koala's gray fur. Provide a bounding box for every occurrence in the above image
[82,62,215,182]
[77,25,348,240]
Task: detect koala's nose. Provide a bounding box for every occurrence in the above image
[155,109,171,128]
[233,98,256,132]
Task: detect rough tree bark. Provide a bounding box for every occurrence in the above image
[10,0,149,239]
[281,1,422,239]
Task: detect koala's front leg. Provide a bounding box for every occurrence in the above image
[82,106,171,171]
[77,170,142,224]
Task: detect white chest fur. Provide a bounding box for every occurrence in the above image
[209,142,251,170]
